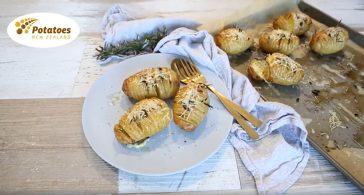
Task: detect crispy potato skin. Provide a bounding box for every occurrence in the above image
[259,29,300,55]
[247,59,270,81]
[173,83,209,131]
[310,27,349,55]
[215,28,253,55]
[247,53,304,86]
[122,67,179,100]
[273,12,312,36]
[266,53,304,85]
[114,98,171,144]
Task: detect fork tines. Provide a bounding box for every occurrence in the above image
[172,59,200,79]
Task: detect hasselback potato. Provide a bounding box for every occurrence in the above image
[310,27,349,55]
[259,29,300,55]
[273,12,312,36]
[248,53,304,85]
[215,27,253,55]
[122,67,179,100]
[114,98,171,144]
[173,83,209,131]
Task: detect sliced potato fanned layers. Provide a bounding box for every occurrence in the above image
[259,29,300,55]
[173,83,210,131]
[310,27,349,55]
[122,67,179,100]
[248,53,304,85]
[114,98,171,144]
[273,12,312,35]
[215,27,253,55]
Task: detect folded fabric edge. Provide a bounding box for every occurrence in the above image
[229,113,310,194]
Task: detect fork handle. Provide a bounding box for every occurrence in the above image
[207,85,262,128]
[231,109,260,140]
[207,85,259,140]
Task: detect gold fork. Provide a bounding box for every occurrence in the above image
[171,58,261,140]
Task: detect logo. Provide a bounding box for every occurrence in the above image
[15,18,38,34]
[7,13,80,48]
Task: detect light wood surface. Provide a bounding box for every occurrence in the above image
[0,98,362,194]
[1,0,364,193]
[118,141,240,193]
[0,98,118,193]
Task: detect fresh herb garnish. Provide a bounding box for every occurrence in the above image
[95,28,168,61]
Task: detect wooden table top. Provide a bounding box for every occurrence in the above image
[0,0,363,194]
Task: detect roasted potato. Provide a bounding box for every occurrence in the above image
[114,98,171,144]
[215,27,253,55]
[247,59,270,81]
[259,29,300,55]
[248,53,304,85]
[122,67,179,100]
[273,12,312,35]
[173,83,209,131]
[310,27,349,55]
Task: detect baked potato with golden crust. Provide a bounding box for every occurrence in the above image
[310,27,349,55]
[173,83,209,131]
[247,59,270,81]
[248,53,304,85]
[122,67,179,100]
[273,12,312,36]
[259,29,300,55]
[114,98,171,144]
[215,27,253,55]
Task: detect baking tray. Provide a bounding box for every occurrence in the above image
[223,0,364,191]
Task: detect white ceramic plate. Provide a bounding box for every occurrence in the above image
[82,53,233,176]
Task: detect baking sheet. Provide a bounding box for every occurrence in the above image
[217,0,364,191]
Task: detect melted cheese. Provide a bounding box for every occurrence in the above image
[293,13,306,29]
[269,29,293,41]
[328,110,344,131]
[271,53,302,81]
[127,101,162,123]
[220,28,248,39]
[138,68,171,87]
[178,85,204,120]
[325,27,346,42]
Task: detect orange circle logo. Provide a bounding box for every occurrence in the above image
[15,18,37,34]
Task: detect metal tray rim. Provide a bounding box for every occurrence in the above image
[298,0,364,191]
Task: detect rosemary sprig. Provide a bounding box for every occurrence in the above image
[95,28,168,61]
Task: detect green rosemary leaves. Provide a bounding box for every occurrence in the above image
[96,28,168,61]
